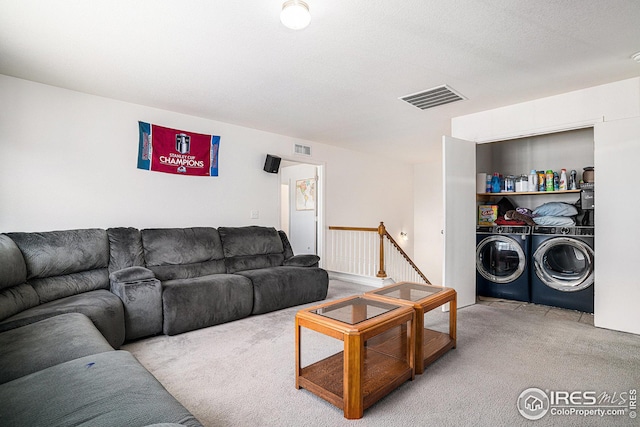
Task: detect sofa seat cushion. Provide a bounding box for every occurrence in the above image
[162,274,253,336]
[235,266,329,315]
[0,351,202,427]
[0,289,125,348]
[0,313,113,385]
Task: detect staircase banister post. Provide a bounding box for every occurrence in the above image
[376,222,387,278]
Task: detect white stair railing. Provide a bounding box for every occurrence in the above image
[383,242,428,284]
[327,228,380,277]
[327,222,430,284]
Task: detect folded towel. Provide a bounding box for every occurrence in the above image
[533,215,576,226]
[496,217,526,226]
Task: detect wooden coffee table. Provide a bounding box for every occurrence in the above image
[365,282,456,374]
[295,295,415,419]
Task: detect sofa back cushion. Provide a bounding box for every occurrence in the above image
[218,226,285,273]
[6,229,110,304]
[141,228,226,281]
[0,283,40,322]
[0,234,27,291]
[107,227,145,273]
[278,230,295,260]
[0,234,39,321]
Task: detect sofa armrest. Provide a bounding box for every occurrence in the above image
[283,254,320,267]
[109,266,155,283]
[109,267,161,341]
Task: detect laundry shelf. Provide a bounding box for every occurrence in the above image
[477,189,581,200]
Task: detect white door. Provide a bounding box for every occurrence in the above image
[443,135,477,308]
[593,117,640,334]
[280,163,318,255]
[289,172,317,254]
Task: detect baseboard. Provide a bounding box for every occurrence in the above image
[327,271,395,288]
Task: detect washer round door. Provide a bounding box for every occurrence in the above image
[533,237,594,292]
[476,235,526,283]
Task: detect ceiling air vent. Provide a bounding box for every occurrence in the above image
[294,143,312,156]
[400,85,466,110]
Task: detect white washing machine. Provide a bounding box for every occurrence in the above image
[530,226,594,313]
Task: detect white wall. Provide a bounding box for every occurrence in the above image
[413,143,445,285]
[314,142,415,258]
[0,75,414,265]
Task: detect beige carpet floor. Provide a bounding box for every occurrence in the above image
[123,280,640,427]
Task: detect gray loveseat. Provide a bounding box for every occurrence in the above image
[0,225,328,426]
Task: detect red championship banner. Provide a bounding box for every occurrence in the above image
[137,122,220,176]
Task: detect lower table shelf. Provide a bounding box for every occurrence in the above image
[298,347,412,411]
[367,327,455,369]
[421,328,455,367]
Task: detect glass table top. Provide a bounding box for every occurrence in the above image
[311,297,400,325]
[371,282,445,302]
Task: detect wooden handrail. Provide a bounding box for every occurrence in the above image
[383,229,431,284]
[328,222,430,284]
[328,226,378,232]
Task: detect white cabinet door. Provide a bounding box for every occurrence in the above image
[443,135,477,308]
[593,117,640,335]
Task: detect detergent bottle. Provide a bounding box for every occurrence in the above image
[559,169,567,190]
[537,171,545,191]
[546,170,554,191]
[491,172,501,193]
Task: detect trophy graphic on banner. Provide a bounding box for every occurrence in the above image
[175,133,190,154]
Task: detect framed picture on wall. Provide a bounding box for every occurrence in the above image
[296,178,316,211]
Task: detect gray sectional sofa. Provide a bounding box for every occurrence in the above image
[0,225,328,427]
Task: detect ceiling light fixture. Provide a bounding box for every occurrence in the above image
[280,0,311,30]
[632,52,640,63]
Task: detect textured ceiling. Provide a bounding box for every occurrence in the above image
[1,0,639,163]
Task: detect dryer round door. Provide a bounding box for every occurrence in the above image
[476,235,526,283]
[533,237,594,292]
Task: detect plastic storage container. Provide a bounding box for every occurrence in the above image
[505,175,515,192]
[529,170,538,192]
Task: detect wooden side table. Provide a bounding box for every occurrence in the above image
[295,295,415,419]
[365,282,456,375]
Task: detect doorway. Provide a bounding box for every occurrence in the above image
[279,160,323,258]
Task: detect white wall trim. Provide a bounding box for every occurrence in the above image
[327,271,395,288]
[474,117,604,144]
